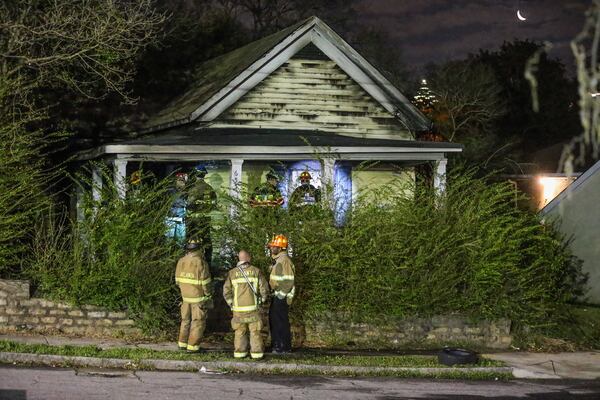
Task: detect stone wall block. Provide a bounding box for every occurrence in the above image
[37,299,56,308]
[107,312,127,319]
[5,307,25,316]
[23,316,39,324]
[29,308,47,316]
[87,311,106,319]
[114,319,135,327]
[68,310,85,317]
[0,279,30,299]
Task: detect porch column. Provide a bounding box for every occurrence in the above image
[113,159,127,199]
[229,159,244,199]
[75,184,85,222]
[433,158,447,194]
[322,158,336,202]
[92,165,103,203]
[229,159,244,216]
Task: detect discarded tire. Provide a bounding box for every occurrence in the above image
[437,348,479,366]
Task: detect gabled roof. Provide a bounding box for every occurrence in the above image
[142,16,430,134]
[541,159,600,214]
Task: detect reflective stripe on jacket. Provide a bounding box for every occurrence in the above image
[269,253,295,300]
[175,251,211,303]
[223,263,269,314]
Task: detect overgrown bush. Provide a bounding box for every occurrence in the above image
[26,166,181,334]
[0,77,57,277]
[216,167,585,327]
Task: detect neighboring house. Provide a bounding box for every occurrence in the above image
[500,142,582,211]
[77,16,462,219]
[541,160,600,305]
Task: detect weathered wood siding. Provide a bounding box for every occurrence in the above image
[213,58,412,139]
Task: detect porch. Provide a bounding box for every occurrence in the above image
[78,128,462,211]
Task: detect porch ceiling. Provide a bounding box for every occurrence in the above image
[79,128,462,162]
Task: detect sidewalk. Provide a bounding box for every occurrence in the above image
[1,333,599,379]
[486,351,600,379]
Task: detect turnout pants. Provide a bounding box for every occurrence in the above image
[269,297,292,352]
[231,313,264,359]
[178,302,207,351]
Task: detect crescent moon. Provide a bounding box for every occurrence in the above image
[517,9,527,21]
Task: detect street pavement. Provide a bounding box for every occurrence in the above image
[1,365,600,400]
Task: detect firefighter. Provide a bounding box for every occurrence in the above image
[267,234,295,353]
[290,170,321,208]
[186,165,217,261]
[167,172,188,243]
[223,250,269,359]
[249,172,284,207]
[175,239,212,353]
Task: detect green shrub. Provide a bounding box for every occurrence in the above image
[26,165,181,334]
[0,77,56,276]
[216,166,585,327]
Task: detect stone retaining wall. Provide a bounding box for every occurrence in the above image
[298,314,513,349]
[0,279,141,338]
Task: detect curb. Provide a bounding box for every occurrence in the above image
[0,352,513,378]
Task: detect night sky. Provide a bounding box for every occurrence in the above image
[356,0,589,69]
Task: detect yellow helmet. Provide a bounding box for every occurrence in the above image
[299,170,312,182]
[267,234,288,249]
[130,170,142,185]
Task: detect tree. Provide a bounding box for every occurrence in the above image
[0,0,164,276]
[560,0,600,173]
[0,0,165,102]
[352,26,410,91]
[428,61,506,142]
[217,0,356,37]
[426,60,507,166]
[473,40,581,167]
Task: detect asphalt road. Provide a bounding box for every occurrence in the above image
[1,365,600,400]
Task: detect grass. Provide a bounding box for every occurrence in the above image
[513,304,600,352]
[0,340,504,369]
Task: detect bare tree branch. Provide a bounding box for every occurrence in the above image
[0,0,166,103]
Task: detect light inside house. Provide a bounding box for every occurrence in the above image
[538,176,572,208]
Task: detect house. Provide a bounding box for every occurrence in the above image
[541,159,600,305]
[77,17,462,219]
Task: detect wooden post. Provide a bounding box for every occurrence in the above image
[229,159,244,215]
[75,184,85,222]
[113,159,127,199]
[92,166,103,203]
[433,158,447,194]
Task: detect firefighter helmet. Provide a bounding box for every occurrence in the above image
[299,170,312,182]
[186,239,202,251]
[268,234,288,249]
[130,170,142,186]
[194,164,208,178]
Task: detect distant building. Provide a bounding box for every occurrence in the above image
[541,160,600,305]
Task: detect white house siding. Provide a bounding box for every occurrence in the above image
[352,167,415,204]
[213,58,412,139]
[545,170,600,305]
